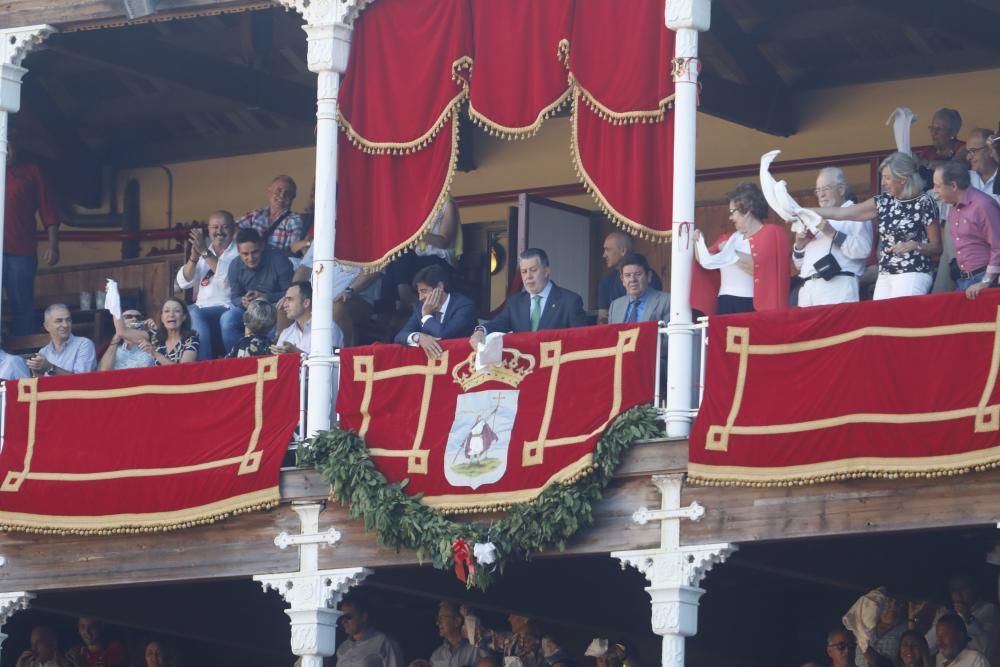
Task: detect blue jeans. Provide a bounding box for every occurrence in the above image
[956,273,987,291]
[188,304,228,360]
[220,306,246,357]
[3,254,39,336]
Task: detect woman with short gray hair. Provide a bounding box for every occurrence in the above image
[227,298,277,358]
[810,152,941,299]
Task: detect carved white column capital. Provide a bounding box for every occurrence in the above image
[0,25,56,68]
[665,0,711,32]
[276,0,374,30]
[256,567,370,611]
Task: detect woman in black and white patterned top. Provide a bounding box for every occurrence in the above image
[811,151,941,300]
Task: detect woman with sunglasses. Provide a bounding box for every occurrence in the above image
[99,308,156,370]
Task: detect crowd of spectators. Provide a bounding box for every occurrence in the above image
[3,114,999,379]
[11,615,172,667]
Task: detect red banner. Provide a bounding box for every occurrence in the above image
[0,355,299,533]
[336,323,657,511]
[689,292,1000,485]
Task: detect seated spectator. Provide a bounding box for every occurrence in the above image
[15,626,68,667]
[469,248,587,349]
[272,281,327,354]
[148,299,199,365]
[932,161,1000,300]
[461,606,562,667]
[598,231,663,324]
[381,199,460,313]
[237,175,305,255]
[863,597,908,667]
[227,299,277,358]
[0,343,30,380]
[811,152,941,300]
[335,595,403,667]
[220,228,293,354]
[966,129,999,201]
[939,575,1000,664]
[794,167,873,307]
[176,210,239,359]
[430,602,483,667]
[99,309,156,370]
[607,253,670,324]
[293,245,379,347]
[693,183,791,314]
[898,630,933,667]
[26,304,97,376]
[826,628,857,667]
[395,265,475,359]
[65,617,126,667]
[916,109,967,173]
[935,614,989,667]
[144,640,177,667]
[473,657,501,667]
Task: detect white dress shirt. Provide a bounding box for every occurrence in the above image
[970,168,999,204]
[794,200,873,278]
[176,240,238,308]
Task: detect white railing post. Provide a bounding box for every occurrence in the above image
[664,1,711,438]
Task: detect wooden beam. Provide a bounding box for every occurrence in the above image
[699,72,798,137]
[708,3,785,90]
[0,0,260,31]
[877,0,1000,55]
[50,29,315,122]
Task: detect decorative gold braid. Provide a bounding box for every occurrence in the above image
[569,73,675,125]
[336,112,462,271]
[467,88,571,140]
[0,488,280,535]
[336,57,470,155]
[568,88,672,242]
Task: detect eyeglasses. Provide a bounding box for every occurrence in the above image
[340,613,354,622]
[827,642,854,651]
[728,208,739,214]
[814,185,838,196]
[966,146,987,155]
[122,313,142,320]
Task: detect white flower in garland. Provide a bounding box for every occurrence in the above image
[473,542,496,566]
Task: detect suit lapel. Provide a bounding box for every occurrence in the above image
[538,286,558,329]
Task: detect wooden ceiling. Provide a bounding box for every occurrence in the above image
[10,0,1000,205]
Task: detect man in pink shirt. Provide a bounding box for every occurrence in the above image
[933,161,1000,300]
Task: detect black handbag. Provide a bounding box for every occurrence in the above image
[812,236,842,281]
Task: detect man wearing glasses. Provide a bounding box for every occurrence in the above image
[825,629,857,667]
[965,129,999,204]
[336,596,403,667]
[793,167,873,307]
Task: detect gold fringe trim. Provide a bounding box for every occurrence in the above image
[686,459,1000,488]
[467,88,571,140]
[337,112,462,272]
[336,57,470,155]
[0,488,280,536]
[568,88,672,242]
[570,73,675,125]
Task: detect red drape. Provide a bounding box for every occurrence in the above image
[337,0,676,267]
[0,356,299,533]
[337,323,656,511]
[467,0,574,135]
[689,291,1000,485]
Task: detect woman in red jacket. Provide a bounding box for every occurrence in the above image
[693,183,791,314]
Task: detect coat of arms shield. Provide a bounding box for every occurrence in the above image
[444,390,518,489]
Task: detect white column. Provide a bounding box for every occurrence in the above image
[612,474,736,667]
[663,1,711,438]
[256,501,371,667]
[0,25,55,328]
[279,0,354,436]
[0,591,35,661]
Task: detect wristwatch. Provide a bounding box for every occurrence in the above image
[981,275,993,285]
[200,249,209,258]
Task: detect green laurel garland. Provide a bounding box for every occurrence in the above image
[298,403,660,590]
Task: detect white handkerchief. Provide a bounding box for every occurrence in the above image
[695,232,742,270]
[104,278,122,320]
[475,332,504,371]
[585,639,609,658]
[759,150,820,234]
[885,107,917,156]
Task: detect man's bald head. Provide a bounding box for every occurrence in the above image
[602,231,634,268]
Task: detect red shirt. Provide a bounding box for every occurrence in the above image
[4,161,59,256]
[67,641,127,667]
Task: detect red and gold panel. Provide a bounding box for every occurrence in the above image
[0,355,300,533]
[689,292,1000,485]
[336,322,657,511]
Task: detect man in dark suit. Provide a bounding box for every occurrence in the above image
[469,247,588,349]
[395,264,476,359]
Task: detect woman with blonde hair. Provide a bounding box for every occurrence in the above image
[811,152,941,300]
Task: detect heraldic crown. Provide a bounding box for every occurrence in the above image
[452,349,536,391]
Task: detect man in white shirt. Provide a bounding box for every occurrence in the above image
[176,210,239,359]
[967,129,999,203]
[272,281,340,354]
[26,304,96,376]
[936,614,990,667]
[793,167,873,307]
[336,597,403,667]
[430,602,483,667]
[0,347,30,380]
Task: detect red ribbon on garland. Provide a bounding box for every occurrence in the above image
[452,537,475,584]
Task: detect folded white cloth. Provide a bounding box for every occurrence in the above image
[842,587,888,654]
[696,232,743,269]
[885,107,917,156]
[584,639,609,658]
[759,150,822,234]
[104,278,122,320]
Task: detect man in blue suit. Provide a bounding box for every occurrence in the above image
[395,264,476,359]
[469,247,588,349]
